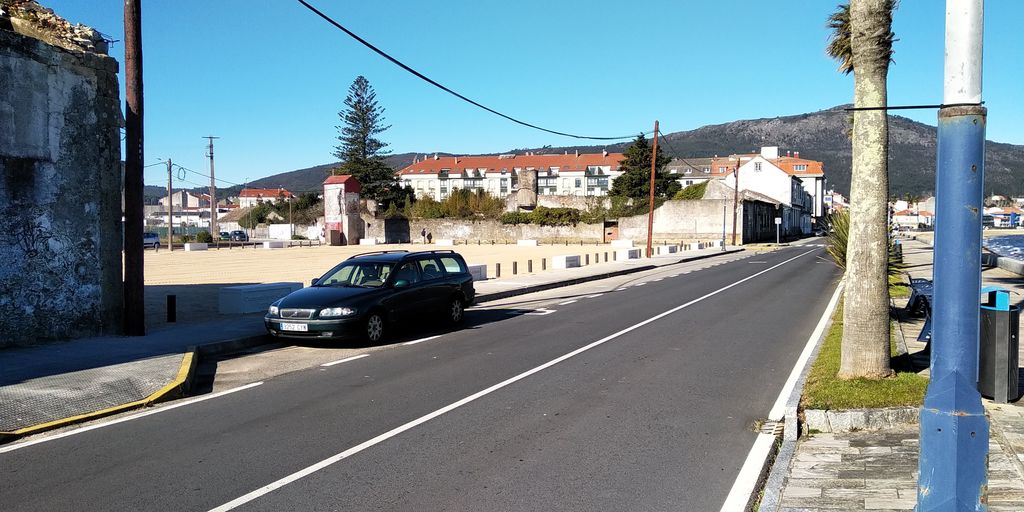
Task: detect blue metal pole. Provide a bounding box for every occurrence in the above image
[917,2,988,509]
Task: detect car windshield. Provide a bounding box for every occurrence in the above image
[316,261,393,288]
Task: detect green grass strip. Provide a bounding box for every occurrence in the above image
[801,300,928,410]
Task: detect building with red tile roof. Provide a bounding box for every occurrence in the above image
[238,187,294,207]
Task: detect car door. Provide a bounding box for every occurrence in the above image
[416,256,451,314]
[384,261,426,322]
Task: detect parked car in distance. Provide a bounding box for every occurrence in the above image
[143,232,160,249]
[230,230,249,241]
[219,231,230,241]
[265,250,475,343]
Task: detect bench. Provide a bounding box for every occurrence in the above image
[905,275,934,344]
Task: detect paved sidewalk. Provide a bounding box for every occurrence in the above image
[772,238,1024,511]
[0,244,744,439]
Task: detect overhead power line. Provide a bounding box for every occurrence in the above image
[295,0,643,141]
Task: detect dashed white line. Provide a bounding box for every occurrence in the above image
[557,300,578,305]
[208,249,816,512]
[635,282,647,287]
[525,308,557,316]
[0,382,265,454]
[584,294,604,299]
[403,335,443,346]
[653,278,663,282]
[320,354,370,367]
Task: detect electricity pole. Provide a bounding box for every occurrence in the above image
[204,136,219,235]
[166,159,173,251]
[123,0,145,336]
[646,120,658,258]
[731,158,740,246]
[917,0,988,508]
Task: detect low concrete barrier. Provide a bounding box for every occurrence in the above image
[684,242,699,251]
[184,243,207,251]
[517,239,539,247]
[467,264,488,281]
[655,245,678,255]
[358,238,378,246]
[262,241,287,249]
[219,282,302,314]
[434,239,455,246]
[552,255,582,269]
[616,248,641,260]
[611,240,634,248]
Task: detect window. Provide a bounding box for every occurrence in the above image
[575,178,582,188]
[703,167,710,174]
[586,177,609,188]
[754,162,762,171]
[500,178,509,195]
[718,166,727,173]
[684,169,692,175]
[439,256,466,274]
[538,177,557,187]
[464,178,484,189]
[417,258,444,280]
[439,169,450,178]
[320,262,393,288]
[393,262,420,285]
[794,164,808,171]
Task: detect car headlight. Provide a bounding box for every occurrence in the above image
[268,304,279,315]
[320,307,356,318]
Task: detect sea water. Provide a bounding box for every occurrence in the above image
[984,235,1024,261]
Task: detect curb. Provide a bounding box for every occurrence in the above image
[756,280,845,512]
[475,248,744,304]
[0,350,197,441]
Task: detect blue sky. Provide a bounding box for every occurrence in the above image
[44,1,1024,189]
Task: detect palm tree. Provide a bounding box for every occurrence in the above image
[826,1,897,379]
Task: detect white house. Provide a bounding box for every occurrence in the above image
[238,188,294,207]
[722,152,815,235]
[398,152,624,200]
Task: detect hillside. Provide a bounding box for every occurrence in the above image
[207,106,1024,197]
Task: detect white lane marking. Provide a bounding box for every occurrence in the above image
[208,250,815,512]
[557,300,578,306]
[669,274,679,278]
[584,294,603,299]
[719,434,776,512]
[615,288,628,292]
[653,278,663,282]
[0,382,265,454]
[719,276,842,512]
[402,335,442,346]
[321,354,371,367]
[635,282,647,287]
[525,308,557,316]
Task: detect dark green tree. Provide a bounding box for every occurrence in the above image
[333,76,401,204]
[608,134,679,200]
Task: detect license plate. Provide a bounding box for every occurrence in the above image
[280,322,308,332]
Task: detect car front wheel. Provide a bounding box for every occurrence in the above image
[365,312,385,343]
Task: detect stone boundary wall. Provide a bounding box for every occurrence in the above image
[362,215,604,244]
[0,28,122,346]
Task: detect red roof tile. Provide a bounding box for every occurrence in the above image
[323,174,361,192]
[240,188,293,198]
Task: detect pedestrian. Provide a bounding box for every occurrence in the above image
[421,228,427,244]
[427,231,433,244]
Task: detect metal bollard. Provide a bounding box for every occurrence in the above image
[495,263,501,278]
[528,260,533,273]
[585,254,590,265]
[513,261,518,275]
[167,294,176,323]
[542,258,547,271]
[604,252,608,262]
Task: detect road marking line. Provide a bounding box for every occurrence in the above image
[208,249,815,512]
[402,335,442,346]
[719,273,842,512]
[321,354,371,367]
[635,282,647,286]
[525,308,557,316]
[615,287,628,291]
[669,274,679,277]
[584,294,603,299]
[557,300,577,305]
[0,382,264,454]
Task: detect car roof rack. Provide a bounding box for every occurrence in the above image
[411,249,456,255]
[347,250,410,260]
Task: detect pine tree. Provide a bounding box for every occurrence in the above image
[608,134,679,200]
[333,76,400,203]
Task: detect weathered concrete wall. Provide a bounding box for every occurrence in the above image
[0,28,122,346]
[362,215,604,244]
[618,198,740,243]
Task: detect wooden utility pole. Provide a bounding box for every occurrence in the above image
[731,158,740,246]
[205,136,219,235]
[166,159,173,251]
[646,120,658,258]
[123,0,145,335]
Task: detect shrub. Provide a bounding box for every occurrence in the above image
[674,181,708,200]
[825,209,901,276]
[530,206,581,226]
[195,230,213,243]
[181,234,193,243]
[500,211,531,225]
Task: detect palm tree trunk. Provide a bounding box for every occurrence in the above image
[839,0,893,379]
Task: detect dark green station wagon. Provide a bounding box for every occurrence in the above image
[265,250,475,343]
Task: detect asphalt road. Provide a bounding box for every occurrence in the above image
[1,245,840,511]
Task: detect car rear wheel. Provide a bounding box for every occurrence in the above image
[448,297,464,324]
[365,312,385,342]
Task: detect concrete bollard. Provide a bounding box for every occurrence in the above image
[513,261,518,275]
[542,258,547,271]
[495,263,501,278]
[585,254,590,265]
[528,260,533,273]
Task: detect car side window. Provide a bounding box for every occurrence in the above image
[438,256,466,274]
[393,262,421,285]
[418,258,444,281]
[323,265,353,285]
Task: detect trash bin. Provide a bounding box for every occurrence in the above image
[978,287,1020,403]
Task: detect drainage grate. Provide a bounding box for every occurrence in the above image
[760,420,784,436]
